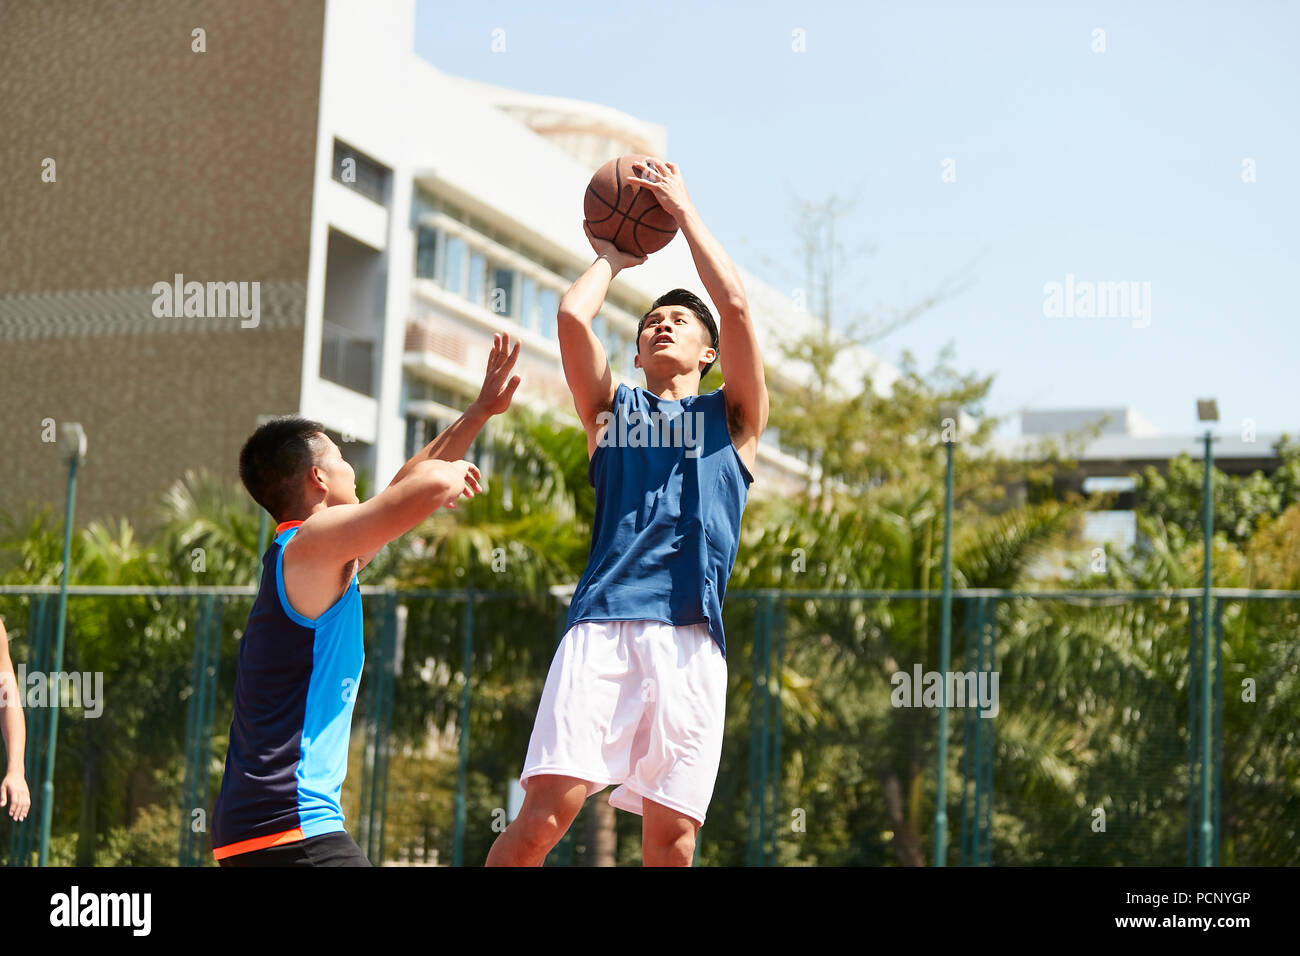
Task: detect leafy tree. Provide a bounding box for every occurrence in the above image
[1134,437,1300,545]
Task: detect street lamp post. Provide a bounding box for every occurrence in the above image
[1196,399,1217,866]
[933,406,958,867]
[38,422,86,867]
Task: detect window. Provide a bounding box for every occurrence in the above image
[468,252,486,308]
[415,227,438,280]
[331,140,390,204]
[538,288,559,339]
[407,381,463,407]
[489,266,516,317]
[405,415,428,460]
[441,236,467,295]
[520,277,538,332]
[320,320,376,396]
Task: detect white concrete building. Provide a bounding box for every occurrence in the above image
[302,0,895,497]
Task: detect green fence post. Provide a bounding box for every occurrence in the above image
[453,588,475,867]
[1199,430,1214,866]
[179,594,213,866]
[9,596,52,867]
[179,598,195,866]
[361,594,388,862]
[933,436,955,867]
[1206,598,1216,868]
[38,451,79,867]
[1186,598,1199,866]
[377,601,401,866]
[980,598,996,866]
[759,593,774,863]
[550,601,575,867]
[959,598,973,867]
[746,595,769,866]
[974,594,990,865]
[360,593,399,864]
[766,596,786,867]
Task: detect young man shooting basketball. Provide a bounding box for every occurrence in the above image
[212,334,520,867]
[487,158,768,867]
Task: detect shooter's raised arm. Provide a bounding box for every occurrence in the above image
[626,159,769,441]
[557,225,645,444]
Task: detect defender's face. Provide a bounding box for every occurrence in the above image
[636,306,715,376]
[313,436,359,506]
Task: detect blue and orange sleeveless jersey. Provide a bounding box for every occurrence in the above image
[211,521,364,860]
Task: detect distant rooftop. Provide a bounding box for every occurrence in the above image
[1021,407,1158,438]
[441,75,668,170]
[998,407,1292,476]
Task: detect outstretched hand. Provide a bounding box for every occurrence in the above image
[440,459,482,510]
[472,333,522,417]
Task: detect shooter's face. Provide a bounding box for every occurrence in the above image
[310,436,359,507]
[636,306,716,377]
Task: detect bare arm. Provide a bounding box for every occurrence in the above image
[292,457,482,572]
[385,333,520,489]
[626,159,770,438]
[557,227,645,440]
[356,333,521,570]
[0,619,30,822]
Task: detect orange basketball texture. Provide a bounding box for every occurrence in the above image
[583,154,679,257]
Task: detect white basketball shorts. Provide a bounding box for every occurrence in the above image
[519,619,728,826]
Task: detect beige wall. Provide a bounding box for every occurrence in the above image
[3,325,307,534]
[0,0,326,532]
[0,0,326,290]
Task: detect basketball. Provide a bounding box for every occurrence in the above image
[583,154,679,257]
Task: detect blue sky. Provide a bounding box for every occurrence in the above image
[414,0,1298,438]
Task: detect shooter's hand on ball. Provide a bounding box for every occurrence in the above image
[583,221,647,273]
[626,158,692,223]
[471,332,522,418]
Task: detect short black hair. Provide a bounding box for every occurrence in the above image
[238,417,328,522]
[638,289,719,378]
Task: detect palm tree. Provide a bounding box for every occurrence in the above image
[710,458,1072,866]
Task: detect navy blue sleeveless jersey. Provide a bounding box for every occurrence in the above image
[565,383,754,658]
[211,522,364,858]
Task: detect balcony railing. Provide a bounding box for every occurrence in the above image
[320,319,377,396]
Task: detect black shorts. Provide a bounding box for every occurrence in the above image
[218,831,373,868]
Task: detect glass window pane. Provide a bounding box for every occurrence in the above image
[442,237,466,295]
[489,266,515,317]
[538,288,559,339]
[415,227,437,279]
[520,277,537,331]
[468,252,486,307]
